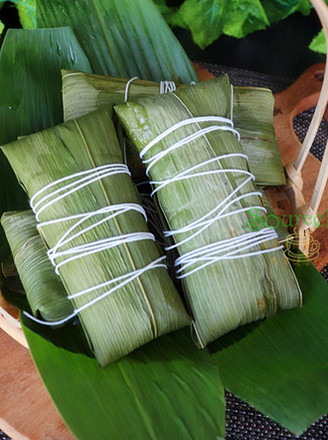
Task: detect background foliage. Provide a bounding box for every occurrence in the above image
[0,0,325,53]
[154,0,314,49]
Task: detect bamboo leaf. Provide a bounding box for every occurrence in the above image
[36,0,198,83]
[233,86,285,186]
[0,27,92,145]
[1,211,73,321]
[0,27,92,261]
[23,319,225,440]
[210,259,328,435]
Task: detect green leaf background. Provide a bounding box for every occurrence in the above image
[0,0,36,29]
[0,3,3,37]
[36,0,198,82]
[23,322,226,440]
[154,0,312,50]
[310,29,326,54]
[175,0,269,49]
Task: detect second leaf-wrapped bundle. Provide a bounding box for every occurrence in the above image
[115,75,302,347]
[1,210,73,322]
[2,109,190,366]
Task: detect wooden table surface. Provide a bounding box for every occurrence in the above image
[0,329,73,440]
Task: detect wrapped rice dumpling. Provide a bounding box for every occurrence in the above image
[62,70,285,186]
[115,75,302,347]
[1,210,73,321]
[2,109,190,366]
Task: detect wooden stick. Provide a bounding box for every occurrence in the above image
[294,0,328,174]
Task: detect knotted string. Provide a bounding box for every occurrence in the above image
[159,81,177,94]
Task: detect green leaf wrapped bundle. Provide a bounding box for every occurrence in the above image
[2,109,190,366]
[115,75,302,347]
[62,70,284,186]
[1,210,73,322]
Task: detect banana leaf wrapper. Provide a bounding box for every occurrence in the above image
[1,210,73,322]
[62,70,284,186]
[1,109,190,366]
[115,75,302,347]
[232,86,285,186]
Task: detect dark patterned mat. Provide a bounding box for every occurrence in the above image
[1,65,327,440]
[198,62,293,93]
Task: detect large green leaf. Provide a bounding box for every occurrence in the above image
[23,320,225,440]
[0,27,92,145]
[153,0,186,28]
[14,0,37,28]
[262,0,311,24]
[310,29,326,54]
[174,0,269,49]
[0,27,92,260]
[36,0,198,83]
[154,0,311,49]
[210,259,328,435]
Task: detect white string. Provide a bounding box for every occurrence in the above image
[24,256,167,326]
[123,77,139,164]
[139,111,282,278]
[159,81,177,94]
[141,116,236,158]
[31,164,130,221]
[141,119,240,177]
[26,163,167,325]
[51,232,155,275]
[124,76,139,101]
[150,154,248,195]
[175,229,280,279]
